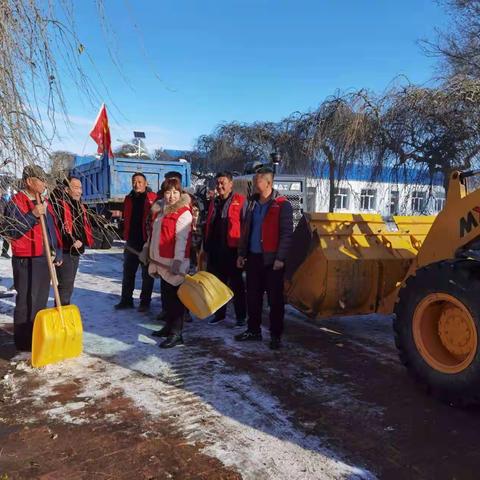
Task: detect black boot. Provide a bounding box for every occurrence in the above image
[269,337,282,350]
[137,303,150,313]
[159,334,184,348]
[152,326,170,337]
[114,299,134,310]
[234,330,262,342]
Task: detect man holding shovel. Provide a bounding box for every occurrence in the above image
[204,171,246,326]
[4,165,63,351]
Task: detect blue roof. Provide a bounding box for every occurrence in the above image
[310,161,444,186]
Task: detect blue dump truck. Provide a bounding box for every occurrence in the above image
[71,155,191,248]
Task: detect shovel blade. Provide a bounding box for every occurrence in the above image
[31,305,83,367]
[177,271,233,320]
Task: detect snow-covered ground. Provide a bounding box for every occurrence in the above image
[0,247,376,480]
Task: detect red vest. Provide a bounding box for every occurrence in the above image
[154,206,192,259]
[61,200,94,247]
[261,196,287,253]
[10,192,58,257]
[205,193,245,248]
[123,191,157,241]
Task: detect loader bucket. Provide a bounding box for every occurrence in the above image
[285,213,436,319]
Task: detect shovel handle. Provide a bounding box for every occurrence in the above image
[36,193,63,309]
[125,245,186,277]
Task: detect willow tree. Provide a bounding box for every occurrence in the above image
[0,1,111,176]
[295,93,378,212]
[373,78,480,192]
[423,0,480,79]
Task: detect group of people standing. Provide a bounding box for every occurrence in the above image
[118,167,293,350]
[4,163,293,353]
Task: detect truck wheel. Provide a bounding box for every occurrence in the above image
[394,260,480,405]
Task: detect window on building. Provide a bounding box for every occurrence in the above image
[434,193,445,212]
[411,190,427,213]
[360,189,376,210]
[390,190,399,215]
[334,187,349,210]
[306,186,317,212]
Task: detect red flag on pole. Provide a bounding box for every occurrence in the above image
[89,104,113,158]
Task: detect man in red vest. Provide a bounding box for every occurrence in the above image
[116,172,156,311]
[4,165,63,351]
[235,167,293,350]
[50,176,94,305]
[204,171,246,326]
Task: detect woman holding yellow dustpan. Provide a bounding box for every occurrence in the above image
[145,177,192,348]
[3,165,63,352]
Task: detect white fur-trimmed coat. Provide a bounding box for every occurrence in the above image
[148,193,192,286]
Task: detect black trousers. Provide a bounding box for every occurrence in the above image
[121,250,154,305]
[161,279,185,334]
[246,253,285,338]
[56,253,80,306]
[208,247,246,321]
[2,239,9,256]
[12,256,50,351]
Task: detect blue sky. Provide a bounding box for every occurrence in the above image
[52,0,449,155]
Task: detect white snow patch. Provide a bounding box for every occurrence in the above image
[0,250,376,480]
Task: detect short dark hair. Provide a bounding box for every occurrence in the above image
[164,171,182,181]
[132,172,146,181]
[160,177,182,194]
[215,171,233,181]
[255,166,274,175]
[22,164,47,182]
[255,167,274,181]
[63,175,81,188]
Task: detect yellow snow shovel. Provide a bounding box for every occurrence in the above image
[177,271,233,320]
[127,245,233,319]
[31,195,83,367]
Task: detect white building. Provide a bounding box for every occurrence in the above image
[304,164,445,216]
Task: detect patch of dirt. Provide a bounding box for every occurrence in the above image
[0,329,242,480]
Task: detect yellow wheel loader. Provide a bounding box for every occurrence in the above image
[285,170,480,405]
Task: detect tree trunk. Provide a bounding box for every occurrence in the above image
[442,166,453,195]
[322,145,336,213]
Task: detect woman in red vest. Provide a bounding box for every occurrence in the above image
[147,178,192,348]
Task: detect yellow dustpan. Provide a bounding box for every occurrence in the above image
[126,246,233,319]
[177,271,233,319]
[31,195,83,367]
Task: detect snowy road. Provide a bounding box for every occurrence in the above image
[1,247,480,479]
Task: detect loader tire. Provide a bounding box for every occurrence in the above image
[394,260,480,406]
